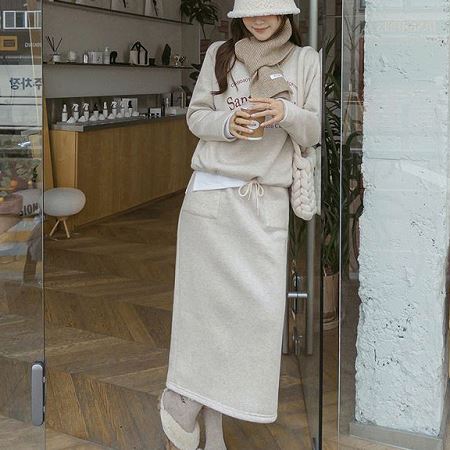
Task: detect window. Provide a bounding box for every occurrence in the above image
[2,10,42,30]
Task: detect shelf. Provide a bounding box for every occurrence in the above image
[44,0,193,26]
[51,114,186,132]
[43,61,193,70]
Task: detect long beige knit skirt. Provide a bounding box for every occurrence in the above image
[166,173,289,423]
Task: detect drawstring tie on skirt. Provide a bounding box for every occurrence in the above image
[238,178,265,215]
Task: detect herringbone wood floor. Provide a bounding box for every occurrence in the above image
[2,191,442,449]
[0,192,314,449]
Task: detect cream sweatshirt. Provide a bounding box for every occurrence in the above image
[186,40,321,188]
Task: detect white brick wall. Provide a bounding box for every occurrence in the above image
[355,0,450,436]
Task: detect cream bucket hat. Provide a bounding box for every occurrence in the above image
[228,0,300,18]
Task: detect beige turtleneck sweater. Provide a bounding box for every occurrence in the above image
[186,40,321,188]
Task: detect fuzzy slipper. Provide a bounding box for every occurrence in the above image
[157,388,200,450]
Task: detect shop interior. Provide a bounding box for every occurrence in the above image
[3,0,338,448]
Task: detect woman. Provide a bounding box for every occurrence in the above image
[158,0,321,449]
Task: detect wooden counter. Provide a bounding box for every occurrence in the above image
[49,116,198,228]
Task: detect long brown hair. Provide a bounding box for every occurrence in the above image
[213,15,302,95]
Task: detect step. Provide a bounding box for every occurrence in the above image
[45,287,173,346]
[40,257,174,343]
[44,236,176,285]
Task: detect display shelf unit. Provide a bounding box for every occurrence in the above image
[43,61,193,69]
[44,0,193,26]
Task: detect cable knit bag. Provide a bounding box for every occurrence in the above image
[289,48,322,221]
[290,142,319,221]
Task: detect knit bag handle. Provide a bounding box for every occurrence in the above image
[290,140,318,221]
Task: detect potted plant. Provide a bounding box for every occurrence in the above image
[180,0,219,61]
[322,36,343,328]
[322,33,363,328]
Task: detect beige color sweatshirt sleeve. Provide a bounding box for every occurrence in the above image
[186,44,236,142]
[278,47,321,149]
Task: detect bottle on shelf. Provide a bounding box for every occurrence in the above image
[119,100,126,117]
[72,103,80,121]
[61,104,68,122]
[162,96,171,116]
[104,47,111,65]
[83,103,90,120]
[111,101,118,118]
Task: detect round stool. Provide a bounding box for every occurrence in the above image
[43,188,86,238]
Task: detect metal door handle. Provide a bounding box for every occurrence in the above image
[287,291,308,299]
[31,361,45,426]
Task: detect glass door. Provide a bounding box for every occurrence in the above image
[338,1,365,446]
[0,0,45,448]
[38,1,329,449]
[288,212,323,450]
[285,1,327,449]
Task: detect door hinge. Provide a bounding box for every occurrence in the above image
[31,361,45,426]
[312,437,319,450]
[287,291,308,300]
[293,326,303,356]
[289,274,307,314]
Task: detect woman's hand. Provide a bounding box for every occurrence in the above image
[248,97,286,127]
[229,109,257,140]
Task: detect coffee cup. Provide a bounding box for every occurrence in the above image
[239,102,266,140]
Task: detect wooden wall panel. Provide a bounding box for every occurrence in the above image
[49,131,78,188]
[76,128,119,225]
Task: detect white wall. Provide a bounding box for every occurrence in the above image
[355,0,449,436]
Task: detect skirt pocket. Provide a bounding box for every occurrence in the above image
[261,191,289,232]
[182,189,222,220]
